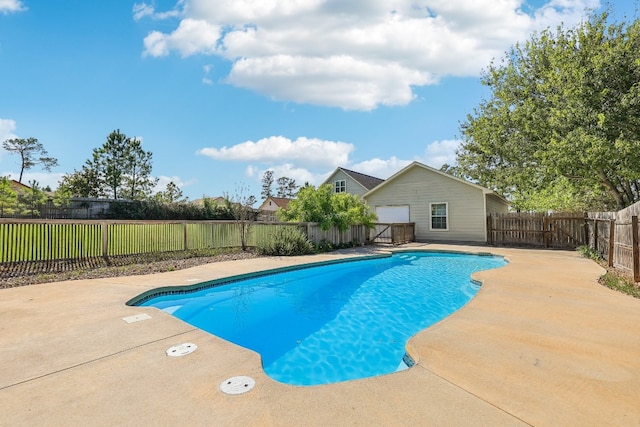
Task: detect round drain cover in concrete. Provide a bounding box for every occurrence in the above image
[220,376,255,395]
[166,343,197,357]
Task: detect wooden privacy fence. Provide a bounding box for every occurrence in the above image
[303,223,369,246]
[487,213,589,249]
[0,219,370,278]
[487,211,640,282]
[588,216,640,282]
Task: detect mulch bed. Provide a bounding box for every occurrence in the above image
[0,250,260,289]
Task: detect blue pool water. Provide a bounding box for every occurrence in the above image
[139,251,506,386]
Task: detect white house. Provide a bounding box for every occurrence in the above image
[363,162,509,243]
[258,196,291,221]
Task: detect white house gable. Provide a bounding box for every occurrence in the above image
[364,162,507,243]
[322,168,382,198]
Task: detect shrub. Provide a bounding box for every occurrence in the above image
[577,245,600,261]
[315,239,362,253]
[256,227,315,256]
[315,239,335,253]
[105,199,234,220]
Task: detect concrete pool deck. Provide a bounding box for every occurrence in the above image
[1,244,639,426]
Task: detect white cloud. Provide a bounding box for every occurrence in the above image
[133,1,183,21]
[143,19,220,58]
[248,164,322,190]
[133,3,155,21]
[421,139,460,169]
[0,0,26,14]
[153,175,196,196]
[327,139,460,182]
[202,63,214,85]
[227,55,432,110]
[0,118,18,163]
[350,157,412,179]
[197,136,354,169]
[200,135,463,190]
[0,118,17,142]
[139,0,599,110]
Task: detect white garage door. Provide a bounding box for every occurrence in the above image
[375,205,410,223]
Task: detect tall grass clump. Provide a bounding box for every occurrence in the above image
[600,272,640,299]
[256,227,315,256]
[577,245,640,299]
[576,245,601,261]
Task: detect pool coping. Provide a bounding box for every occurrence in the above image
[127,248,505,305]
[1,243,639,426]
[126,252,393,306]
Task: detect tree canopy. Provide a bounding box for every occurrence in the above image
[0,177,18,216]
[261,170,298,198]
[21,180,48,217]
[1,137,58,183]
[261,170,274,198]
[457,11,640,211]
[57,165,101,198]
[278,184,377,230]
[61,129,157,200]
[276,176,298,198]
[154,181,186,203]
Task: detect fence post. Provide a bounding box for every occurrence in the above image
[543,215,549,248]
[101,221,109,261]
[583,212,589,247]
[183,222,188,251]
[47,223,53,263]
[632,216,639,282]
[593,218,599,252]
[486,215,492,245]
[608,219,615,267]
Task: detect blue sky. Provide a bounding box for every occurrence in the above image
[0,0,633,202]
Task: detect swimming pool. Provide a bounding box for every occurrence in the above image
[136,251,506,386]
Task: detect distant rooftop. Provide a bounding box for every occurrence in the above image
[267,197,291,208]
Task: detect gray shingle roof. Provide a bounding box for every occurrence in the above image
[339,168,385,190]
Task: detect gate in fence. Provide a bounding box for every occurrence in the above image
[369,223,415,245]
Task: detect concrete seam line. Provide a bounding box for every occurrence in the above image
[415,364,534,427]
[0,329,196,391]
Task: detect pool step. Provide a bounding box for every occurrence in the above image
[395,352,416,372]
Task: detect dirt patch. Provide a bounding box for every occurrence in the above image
[0,250,260,289]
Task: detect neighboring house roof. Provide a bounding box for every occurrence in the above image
[363,161,509,204]
[8,180,32,195]
[325,167,385,192]
[258,196,291,210]
[7,179,54,197]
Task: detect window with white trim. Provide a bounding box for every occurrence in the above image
[430,202,448,231]
[334,180,346,193]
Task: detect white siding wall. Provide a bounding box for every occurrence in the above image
[365,166,487,242]
[486,194,509,214]
[260,199,279,212]
[328,170,367,197]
